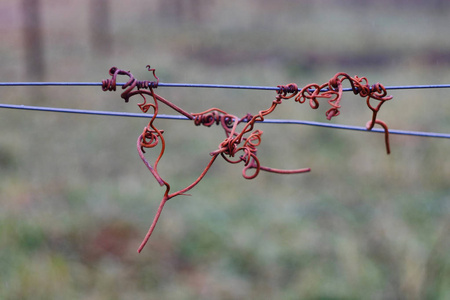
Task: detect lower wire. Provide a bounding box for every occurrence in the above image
[1,103,449,139]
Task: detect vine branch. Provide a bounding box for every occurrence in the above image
[102,66,393,252]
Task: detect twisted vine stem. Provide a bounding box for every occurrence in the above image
[102,66,392,252]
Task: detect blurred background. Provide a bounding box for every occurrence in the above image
[1,0,450,299]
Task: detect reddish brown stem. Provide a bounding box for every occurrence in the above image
[258,165,311,174]
[137,193,169,253]
[366,119,391,155]
[137,154,219,252]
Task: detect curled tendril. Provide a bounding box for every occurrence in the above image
[279,72,393,150]
[293,72,393,123]
[276,83,298,100]
[102,67,392,253]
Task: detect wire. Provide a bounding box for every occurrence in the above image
[1,81,450,91]
[1,103,449,139]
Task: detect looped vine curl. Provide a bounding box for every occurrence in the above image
[294,72,393,124]
[102,66,392,252]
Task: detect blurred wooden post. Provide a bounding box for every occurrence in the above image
[159,0,209,23]
[89,0,112,55]
[22,0,45,81]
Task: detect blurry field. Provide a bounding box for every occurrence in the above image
[1,0,450,299]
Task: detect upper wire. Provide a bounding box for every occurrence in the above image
[2,81,450,92]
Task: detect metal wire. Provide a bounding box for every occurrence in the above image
[1,103,449,139]
[2,81,450,91]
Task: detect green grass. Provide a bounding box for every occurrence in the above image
[1,1,450,299]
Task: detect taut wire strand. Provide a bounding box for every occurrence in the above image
[2,81,450,91]
[1,103,449,138]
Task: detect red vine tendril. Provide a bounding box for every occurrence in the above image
[102,66,393,252]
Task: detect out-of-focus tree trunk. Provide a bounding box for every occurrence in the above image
[22,0,45,81]
[89,0,112,55]
[432,0,448,12]
[159,0,212,23]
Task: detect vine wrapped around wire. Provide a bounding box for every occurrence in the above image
[102,66,393,252]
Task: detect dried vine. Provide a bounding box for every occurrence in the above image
[102,66,393,252]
